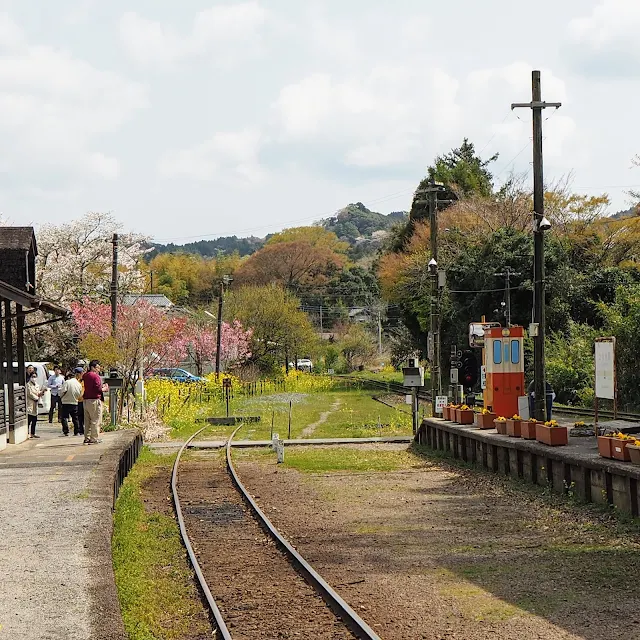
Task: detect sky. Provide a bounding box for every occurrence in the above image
[0,0,639,243]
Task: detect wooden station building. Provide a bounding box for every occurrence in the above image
[0,227,70,448]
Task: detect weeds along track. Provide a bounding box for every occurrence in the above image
[171,426,381,640]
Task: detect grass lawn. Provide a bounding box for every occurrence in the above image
[234,389,412,441]
[161,387,413,442]
[112,448,211,640]
[233,444,425,472]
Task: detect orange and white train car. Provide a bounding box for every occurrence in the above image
[483,326,525,418]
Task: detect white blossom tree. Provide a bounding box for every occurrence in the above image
[36,211,149,303]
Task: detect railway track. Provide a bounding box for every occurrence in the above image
[171,425,381,640]
[339,375,640,423]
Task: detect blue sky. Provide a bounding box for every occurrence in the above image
[1,0,639,242]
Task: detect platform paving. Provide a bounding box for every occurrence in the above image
[0,419,139,640]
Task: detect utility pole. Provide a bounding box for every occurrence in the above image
[494,267,521,326]
[512,70,561,421]
[110,233,118,336]
[215,275,232,380]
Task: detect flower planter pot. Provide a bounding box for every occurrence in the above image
[627,444,640,465]
[520,421,538,440]
[442,406,451,420]
[475,412,497,429]
[458,409,475,425]
[611,439,631,462]
[506,419,522,437]
[535,424,568,446]
[597,436,614,459]
[494,420,507,435]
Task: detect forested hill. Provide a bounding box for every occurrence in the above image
[148,203,407,260]
[318,203,406,242]
[147,235,264,260]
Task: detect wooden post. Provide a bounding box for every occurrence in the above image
[288,400,292,439]
[4,300,14,432]
[16,304,25,387]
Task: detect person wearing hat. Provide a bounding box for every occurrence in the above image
[74,367,85,437]
[59,368,84,436]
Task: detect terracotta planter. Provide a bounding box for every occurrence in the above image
[597,436,614,459]
[475,412,497,429]
[627,443,640,465]
[457,409,474,425]
[494,420,507,435]
[506,419,522,437]
[442,406,451,420]
[611,439,632,462]
[535,424,568,446]
[520,421,538,440]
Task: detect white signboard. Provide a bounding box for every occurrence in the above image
[480,365,487,390]
[595,339,616,400]
[435,396,448,414]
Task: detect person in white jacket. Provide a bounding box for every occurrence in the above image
[26,372,45,439]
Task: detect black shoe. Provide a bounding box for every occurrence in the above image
[32,434,40,438]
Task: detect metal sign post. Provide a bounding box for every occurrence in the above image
[594,337,617,435]
[223,377,232,417]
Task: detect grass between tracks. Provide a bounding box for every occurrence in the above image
[112,448,211,640]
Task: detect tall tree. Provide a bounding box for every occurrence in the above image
[226,285,317,373]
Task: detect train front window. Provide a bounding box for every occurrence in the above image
[511,340,520,364]
[493,340,502,364]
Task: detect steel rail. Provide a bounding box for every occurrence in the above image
[226,425,382,640]
[170,426,233,640]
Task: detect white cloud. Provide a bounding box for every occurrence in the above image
[0,12,147,182]
[159,129,265,185]
[568,0,640,72]
[272,66,462,170]
[119,2,268,67]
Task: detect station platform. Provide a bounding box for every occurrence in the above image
[0,419,141,640]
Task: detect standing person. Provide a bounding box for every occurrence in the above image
[83,360,105,445]
[60,371,83,436]
[25,364,34,385]
[74,367,85,437]
[26,372,45,439]
[47,366,65,424]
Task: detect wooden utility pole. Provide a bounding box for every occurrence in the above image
[512,70,561,421]
[494,267,521,327]
[110,233,118,337]
[215,275,232,380]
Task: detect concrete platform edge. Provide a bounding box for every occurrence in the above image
[86,429,143,640]
[417,418,640,517]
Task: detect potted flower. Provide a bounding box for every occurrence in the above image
[610,432,633,462]
[442,404,452,420]
[456,404,475,425]
[520,417,538,440]
[627,438,640,465]
[597,433,615,458]
[536,419,568,446]
[493,416,508,435]
[506,414,523,437]
[475,408,497,429]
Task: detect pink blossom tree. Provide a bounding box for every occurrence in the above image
[180,317,252,376]
[71,299,188,412]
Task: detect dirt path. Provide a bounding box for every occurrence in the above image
[301,399,342,437]
[236,448,640,640]
[177,457,354,640]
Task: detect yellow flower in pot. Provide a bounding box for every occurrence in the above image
[544,419,559,428]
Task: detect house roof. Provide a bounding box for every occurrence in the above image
[0,227,37,254]
[0,279,69,317]
[123,293,174,308]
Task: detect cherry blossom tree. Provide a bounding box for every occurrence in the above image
[180,317,252,376]
[37,211,148,303]
[71,299,188,412]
